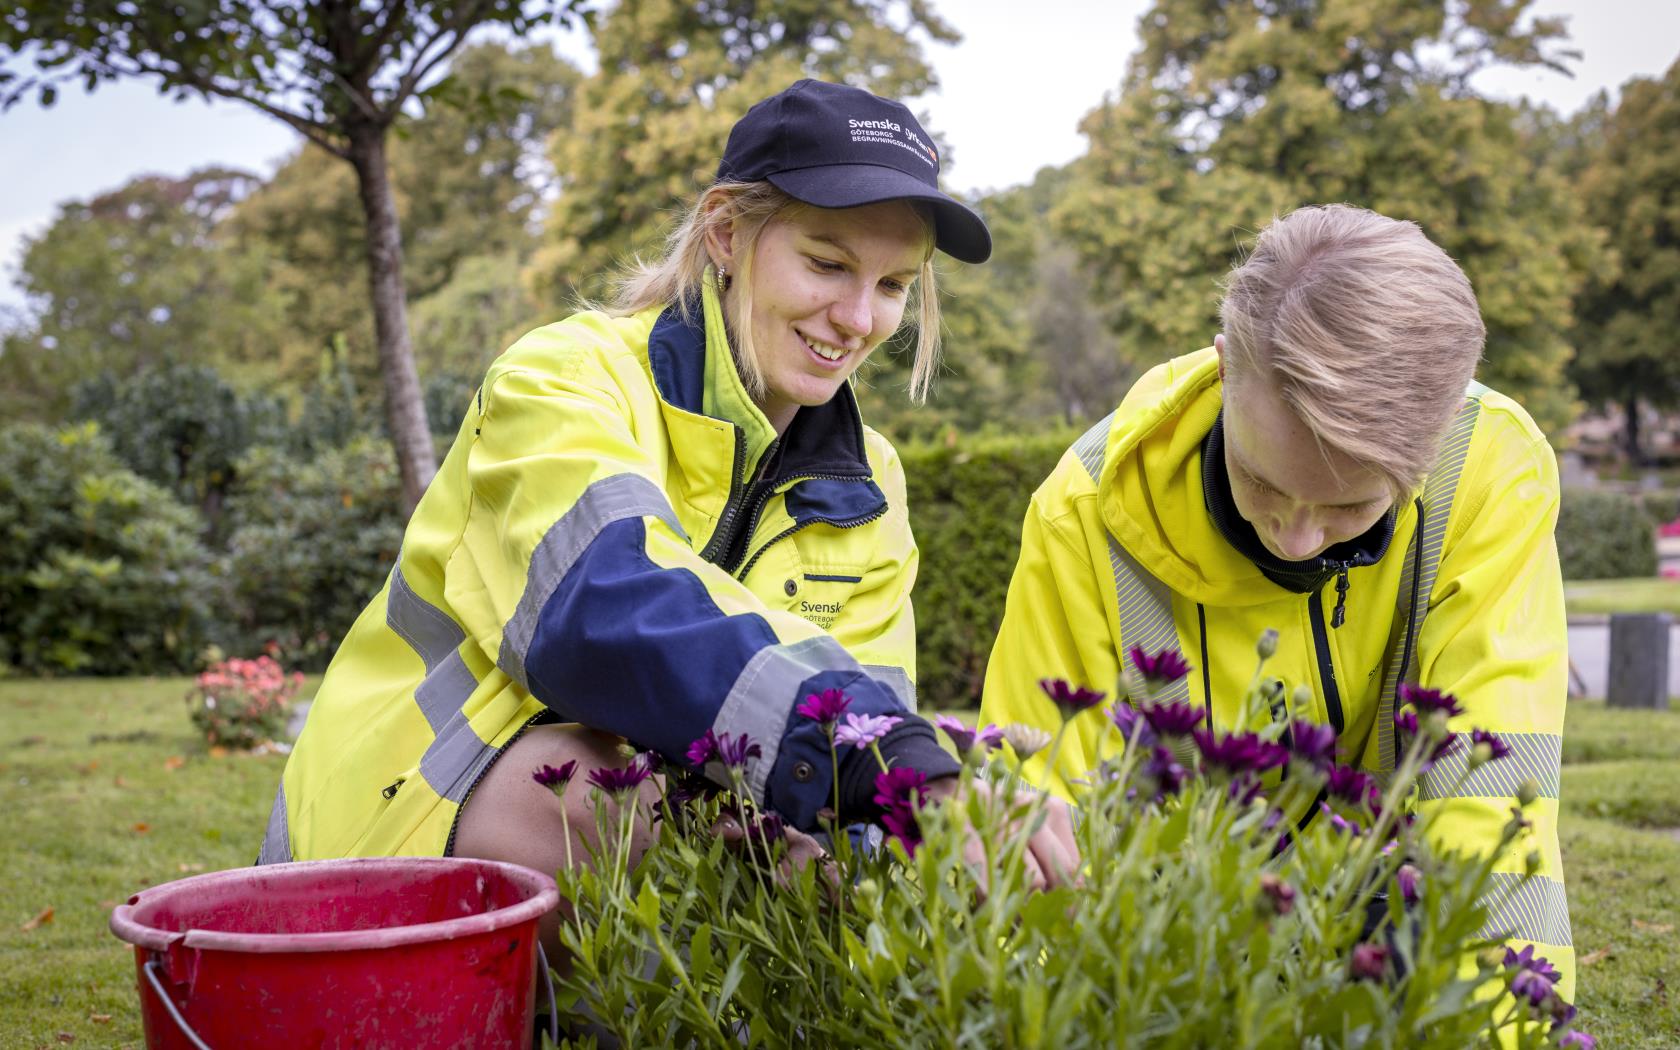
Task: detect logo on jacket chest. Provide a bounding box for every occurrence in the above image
[798,597,845,629]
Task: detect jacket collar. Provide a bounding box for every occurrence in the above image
[645,279,875,487]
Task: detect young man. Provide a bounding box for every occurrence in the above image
[980,205,1573,998]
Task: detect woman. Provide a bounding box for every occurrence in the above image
[260,80,1079,950]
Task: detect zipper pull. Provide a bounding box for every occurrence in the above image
[1331,565,1351,628]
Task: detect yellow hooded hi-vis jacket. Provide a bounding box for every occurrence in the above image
[981,348,1573,999]
[261,281,957,867]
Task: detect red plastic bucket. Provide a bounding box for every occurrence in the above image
[110,857,560,1049]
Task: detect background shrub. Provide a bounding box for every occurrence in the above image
[0,422,216,675]
[903,429,1074,710]
[1555,488,1658,579]
[220,435,405,668]
[1637,488,1680,529]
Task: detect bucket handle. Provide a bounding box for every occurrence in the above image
[143,946,558,1050]
[143,958,214,1050]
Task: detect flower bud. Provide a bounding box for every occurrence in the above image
[1423,709,1452,740]
[1525,850,1543,877]
[1292,684,1314,711]
[1517,778,1540,807]
[1257,872,1297,917]
[1476,946,1507,972]
[1467,741,1493,770]
[1256,628,1279,660]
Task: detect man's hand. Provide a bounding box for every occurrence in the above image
[925,775,1082,893]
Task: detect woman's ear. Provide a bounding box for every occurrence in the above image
[701,192,737,273]
[1214,333,1226,381]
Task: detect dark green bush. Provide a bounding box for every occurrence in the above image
[904,429,1075,710]
[1638,489,1680,529]
[1556,488,1658,580]
[0,422,217,675]
[221,436,405,668]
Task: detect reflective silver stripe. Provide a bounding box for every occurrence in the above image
[1108,537,1190,706]
[498,473,690,689]
[1377,394,1481,772]
[1074,411,1116,483]
[715,635,861,805]
[1478,872,1571,947]
[420,709,503,804]
[387,561,475,733]
[256,784,291,864]
[862,664,916,712]
[1419,732,1561,801]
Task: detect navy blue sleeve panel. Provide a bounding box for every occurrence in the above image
[520,517,929,829]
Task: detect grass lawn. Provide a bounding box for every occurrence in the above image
[2,681,1678,1047]
[1565,576,1680,617]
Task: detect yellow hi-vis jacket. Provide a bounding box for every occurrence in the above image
[981,348,1573,999]
[261,282,946,865]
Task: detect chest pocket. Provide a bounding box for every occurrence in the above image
[789,570,864,630]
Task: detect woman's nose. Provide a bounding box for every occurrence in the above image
[828,285,873,343]
[1270,512,1325,560]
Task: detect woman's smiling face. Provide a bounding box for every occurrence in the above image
[718,199,928,433]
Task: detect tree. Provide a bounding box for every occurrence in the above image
[529,0,958,304]
[0,168,290,422]
[1,1,579,510]
[1057,0,1601,435]
[1572,59,1680,463]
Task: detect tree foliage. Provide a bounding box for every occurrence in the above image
[1571,58,1680,461]
[530,0,959,304]
[1056,0,1600,434]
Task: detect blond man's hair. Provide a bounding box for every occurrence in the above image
[1219,204,1485,501]
[613,181,943,403]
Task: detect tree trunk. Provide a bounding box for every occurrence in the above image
[1624,393,1644,466]
[347,122,436,512]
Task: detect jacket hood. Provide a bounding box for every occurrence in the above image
[1097,347,1282,607]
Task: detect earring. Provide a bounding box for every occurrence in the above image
[716,265,730,291]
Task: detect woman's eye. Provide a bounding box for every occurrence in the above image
[809,257,844,273]
[880,278,908,296]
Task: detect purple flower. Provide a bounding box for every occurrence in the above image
[1258,872,1297,916]
[1129,645,1191,686]
[1472,727,1512,761]
[873,767,930,857]
[1556,1030,1596,1049]
[934,715,983,757]
[974,723,1004,752]
[686,729,720,768]
[1039,678,1107,718]
[1107,701,1148,742]
[1288,719,1338,772]
[835,712,903,750]
[1140,746,1188,799]
[1325,764,1374,807]
[796,688,852,728]
[532,759,578,793]
[1142,699,1205,738]
[1400,683,1466,719]
[665,768,716,806]
[1396,863,1421,905]
[1319,802,1363,836]
[587,756,654,796]
[1504,945,1562,1007]
[752,810,785,844]
[1511,968,1556,1007]
[1504,945,1562,981]
[716,732,762,770]
[1192,729,1288,776]
[1350,943,1389,981]
[1394,708,1420,738]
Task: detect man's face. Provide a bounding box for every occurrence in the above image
[1221,369,1393,562]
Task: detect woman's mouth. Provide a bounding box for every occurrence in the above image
[800,331,850,364]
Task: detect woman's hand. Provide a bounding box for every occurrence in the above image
[924,775,1082,894]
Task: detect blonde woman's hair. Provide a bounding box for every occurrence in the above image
[1219,204,1485,501]
[613,181,944,403]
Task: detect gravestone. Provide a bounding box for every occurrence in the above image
[1607,613,1672,710]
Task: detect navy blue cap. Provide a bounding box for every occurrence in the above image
[716,79,991,264]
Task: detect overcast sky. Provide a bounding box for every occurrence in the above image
[3,0,1677,314]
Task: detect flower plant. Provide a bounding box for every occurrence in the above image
[538,643,1591,1049]
[183,653,303,749]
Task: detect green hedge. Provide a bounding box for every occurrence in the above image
[0,422,217,675]
[903,429,1075,711]
[1556,489,1658,580]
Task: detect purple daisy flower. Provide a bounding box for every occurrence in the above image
[1557,1032,1596,1050]
[1399,683,1466,719]
[796,688,852,727]
[1129,645,1192,686]
[1511,967,1557,1007]
[1142,699,1206,738]
[974,723,1005,752]
[1192,729,1288,776]
[934,714,980,756]
[686,729,720,768]
[1350,943,1389,981]
[587,756,653,796]
[873,767,931,857]
[1140,746,1188,799]
[1396,863,1421,905]
[1505,945,1562,982]
[1039,678,1107,718]
[1472,727,1512,761]
[752,810,785,844]
[1107,701,1148,742]
[1319,801,1363,836]
[716,732,762,770]
[835,712,903,750]
[532,759,578,792]
[1288,719,1338,772]
[1325,764,1374,807]
[1393,708,1420,738]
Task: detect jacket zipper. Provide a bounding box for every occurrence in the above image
[698,425,750,565]
[441,711,546,857]
[1331,562,1352,628]
[1307,590,1345,734]
[717,440,786,573]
